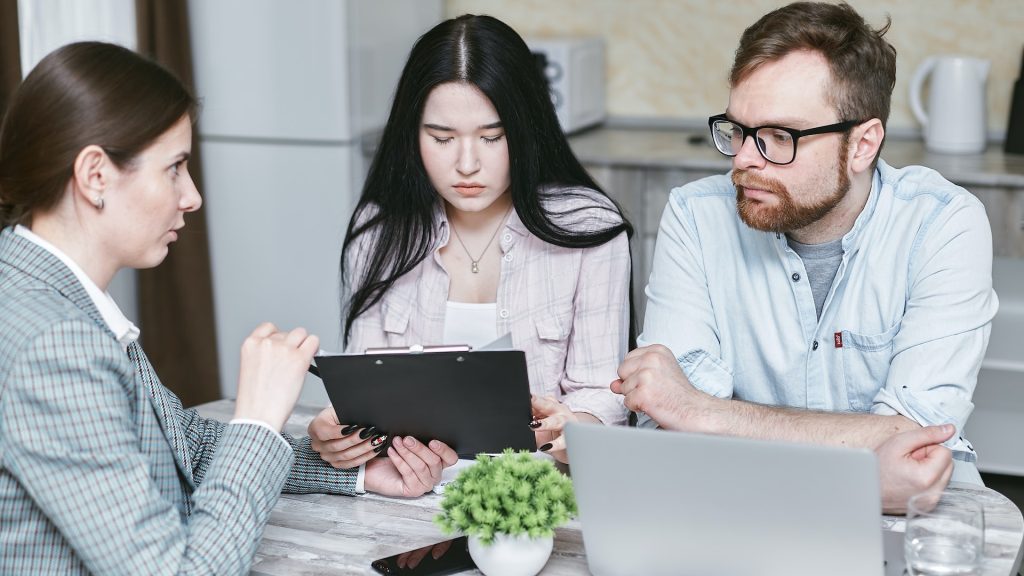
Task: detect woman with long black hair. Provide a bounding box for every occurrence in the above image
[308,14,634,466]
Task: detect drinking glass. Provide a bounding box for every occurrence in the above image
[904,490,985,575]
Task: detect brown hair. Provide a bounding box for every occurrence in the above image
[0,41,196,227]
[729,2,896,127]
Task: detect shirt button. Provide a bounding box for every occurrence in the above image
[812,340,819,351]
[502,233,513,243]
[791,272,801,282]
[499,309,510,319]
[503,252,513,262]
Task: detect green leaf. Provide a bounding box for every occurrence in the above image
[433,450,577,547]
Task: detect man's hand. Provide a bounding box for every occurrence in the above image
[877,424,955,514]
[363,436,458,497]
[611,344,707,431]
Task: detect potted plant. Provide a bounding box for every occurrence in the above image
[435,449,577,576]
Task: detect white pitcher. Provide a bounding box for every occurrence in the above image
[909,55,990,154]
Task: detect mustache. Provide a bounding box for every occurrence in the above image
[731,170,785,195]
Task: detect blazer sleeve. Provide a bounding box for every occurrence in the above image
[0,318,292,575]
[177,399,359,495]
[280,434,360,494]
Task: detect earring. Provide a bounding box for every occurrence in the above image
[94,196,104,210]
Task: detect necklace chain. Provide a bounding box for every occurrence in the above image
[449,204,513,274]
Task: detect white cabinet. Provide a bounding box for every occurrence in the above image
[200,141,355,404]
[967,257,1024,475]
[582,163,719,326]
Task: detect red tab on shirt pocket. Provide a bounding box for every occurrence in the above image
[834,332,843,348]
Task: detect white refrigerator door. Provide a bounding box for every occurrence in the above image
[202,140,353,405]
[189,0,352,141]
[345,0,443,136]
[188,0,443,407]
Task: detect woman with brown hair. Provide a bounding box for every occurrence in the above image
[0,41,455,574]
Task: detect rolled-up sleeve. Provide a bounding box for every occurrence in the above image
[639,186,735,400]
[871,195,998,461]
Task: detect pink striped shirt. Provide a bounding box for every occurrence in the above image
[345,188,630,425]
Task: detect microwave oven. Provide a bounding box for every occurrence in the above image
[527,37,606,134]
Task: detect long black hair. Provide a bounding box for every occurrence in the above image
[341,14,634,345]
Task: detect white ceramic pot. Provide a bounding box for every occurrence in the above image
[468,532,554,576]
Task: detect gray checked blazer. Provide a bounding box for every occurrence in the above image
[0,227,357,574]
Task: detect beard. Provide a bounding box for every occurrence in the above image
[733,148,851,233]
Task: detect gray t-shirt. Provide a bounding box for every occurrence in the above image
[786,236,844,319]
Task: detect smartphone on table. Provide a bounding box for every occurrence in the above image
[370,536,475,575]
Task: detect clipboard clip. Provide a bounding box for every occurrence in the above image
[307,344,473,378]
[364,344,472,355]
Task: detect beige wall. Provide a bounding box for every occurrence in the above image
[445,0,1023,136]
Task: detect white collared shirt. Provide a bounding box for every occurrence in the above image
[15,225,140,349]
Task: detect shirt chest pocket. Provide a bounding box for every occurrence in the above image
[535,314,571,342]
[379,272,419,343]
[841,321,900,411]
[531,313,572,383]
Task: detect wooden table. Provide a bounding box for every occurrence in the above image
[195,400,1024,575]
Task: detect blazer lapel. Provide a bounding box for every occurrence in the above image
[127,341,196,489]
[0,228,196,487]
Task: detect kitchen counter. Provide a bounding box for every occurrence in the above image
[568,125,1024,189]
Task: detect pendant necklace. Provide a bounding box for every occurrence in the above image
[450,204,513,274]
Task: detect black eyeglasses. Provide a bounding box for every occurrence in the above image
[707,114,863,165]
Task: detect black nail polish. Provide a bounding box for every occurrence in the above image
[529,420,542,429]
[373,444,387,454]
[341,424,359,436]
[371,434,387,447]
[359,426,377,440]
[539,443,553,452]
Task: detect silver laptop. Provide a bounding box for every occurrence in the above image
[565,423,886,576]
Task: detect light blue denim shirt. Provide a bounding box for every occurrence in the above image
[638,160,998,462]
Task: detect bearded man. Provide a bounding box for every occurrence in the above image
[612,1,997,489]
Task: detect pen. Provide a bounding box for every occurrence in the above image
[307,348,325,379]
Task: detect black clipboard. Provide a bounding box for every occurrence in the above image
[312,347,536,457]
